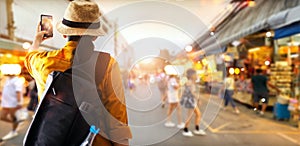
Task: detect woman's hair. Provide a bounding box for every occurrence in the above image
[68,36,81,42]
[186,68,196,80]
[169,74,176,78]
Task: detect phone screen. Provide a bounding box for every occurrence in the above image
[40,14,53,38]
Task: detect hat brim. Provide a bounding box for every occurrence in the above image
[56,21,106,36]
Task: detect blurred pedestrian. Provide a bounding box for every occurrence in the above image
[157,71,168,108]
[128,79,135,93]
[0,74,24,141]
[27,80,38,112]
[165,75,184,129]
[181,69,206,137]
[222,74,240,114]
[128,72,136,94]
[24,0,131,145]
[251,68,280,115]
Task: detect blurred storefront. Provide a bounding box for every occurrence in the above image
[190,0,300,125]
[228,30,300,121]
[0,38,27,64]
[0,39,30,94]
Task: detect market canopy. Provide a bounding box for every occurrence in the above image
[274,21,300,39]
[0,38,27,56]
[193,0,300,57]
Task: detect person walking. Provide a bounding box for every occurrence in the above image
[27,80,38,112]
[24,0,131,145]
[164,75,185,129]
[251,68,280,116]
[181,69,206,137]
[223,74,240,114]
[157,71,168,108]
[0,74,24,141]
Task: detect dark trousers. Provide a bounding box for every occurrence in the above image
[27,95,38,111]
[224,89,236,108]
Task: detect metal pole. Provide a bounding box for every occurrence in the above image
[6,0,15,41]
[273,39,279,62]
[114,21,118,56]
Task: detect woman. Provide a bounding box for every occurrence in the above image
[223,74,240,114]
[164,75,184,129]
[27,80,38,112]
[0,74,23,141]
[181,69,206,137]
[24,1,131,145]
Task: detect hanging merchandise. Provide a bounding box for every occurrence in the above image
[269,62,293,97]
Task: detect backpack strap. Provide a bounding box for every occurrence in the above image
[41,52,110,99]
[95,52,111,85]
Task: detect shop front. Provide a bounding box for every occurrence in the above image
[220,30,300,125]
[190,0,300,126]
[229,44,276,107]
[272,29,300,123]
[218,28,300,126]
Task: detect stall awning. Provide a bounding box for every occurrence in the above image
[0,38,27,56]
[274,22,300,39]
[193,0,300,57]
[0,38,24,51]
[269,5,300,29]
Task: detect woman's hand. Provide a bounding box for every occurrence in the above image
[30,23,51,51]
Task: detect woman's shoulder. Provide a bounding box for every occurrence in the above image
[185,80,193,86]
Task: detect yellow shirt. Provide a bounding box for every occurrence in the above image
[25,41,131,145]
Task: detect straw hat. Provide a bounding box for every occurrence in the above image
[56,0,105,36]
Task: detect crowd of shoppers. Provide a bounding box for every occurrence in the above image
[0,62,284,144]
[157,66,283,139]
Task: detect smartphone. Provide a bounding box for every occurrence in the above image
[40,14,53,38]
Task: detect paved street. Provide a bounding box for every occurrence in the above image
[127,83,300,146]
[0,82,300,146]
